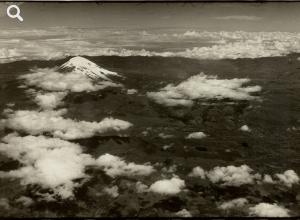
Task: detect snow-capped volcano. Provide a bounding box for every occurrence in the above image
[60,56,120,81]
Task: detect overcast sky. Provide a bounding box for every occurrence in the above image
[1,2,300,32]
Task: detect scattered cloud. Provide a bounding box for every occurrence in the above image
[33,92,67,110]
[206,165,261,187]
[214,15,262,21]
[15,196,34,207]
[240,125,251,132]
[127,89,138,95]
[103,186,119,198]
[219,198,248,210]
[188,166,206,179]
[135,181,149,193]
[186,132,207,139]
[149,176,185,195]
[189,164,300,189]
[147,73,261,107]
[175,209,192,217]
[249,203,290,217]
[0,133,95,199]
[95,153,155,178]
[262,174,274,184]
[275,170,299,187]
[158,133,174,139]
[0,133,156,200]
[2,109,132,140]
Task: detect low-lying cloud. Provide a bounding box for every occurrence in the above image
[275,170,300,187]
[219,198,248,210]
[96,153,155,178]
[207,165,261,187]
[2,109,132,140]
[34,92,67,110]
[149,176,186,195]
[186,132,207,139]
[147,73,261,107]
[20,68,122,93]
[0,134,155,200]
[0,133,95,199]
[188,166,206,179]
[189,165,300,188]
[249,203,290,217]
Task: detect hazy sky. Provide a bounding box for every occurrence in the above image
[1,2,300,31]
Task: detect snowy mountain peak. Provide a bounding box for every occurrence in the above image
[60,56,120,81]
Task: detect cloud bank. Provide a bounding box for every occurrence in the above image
[3,29,300,63]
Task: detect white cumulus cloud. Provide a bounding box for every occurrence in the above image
[34,92,67,110]
[127,89,138,95]
[188,166,206,179]
[175,209,192,217]
[0,134,155,200]
[103,186,119,198]
[240,125,251,132]
[147,73,261,107]
[135,181,149,193]
[0,133,95,199]
[2,109,132,140]
[219,198,248,210]
[186,132,207,139]
[275,170,299,187]
[249,203,290,217]
[95,153,155,178]
[20,68,122,93]
[206,165,261,187]
[262,174,275,184]
[149,176,185,195]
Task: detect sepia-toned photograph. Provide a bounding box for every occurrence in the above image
[0,1,299,218]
